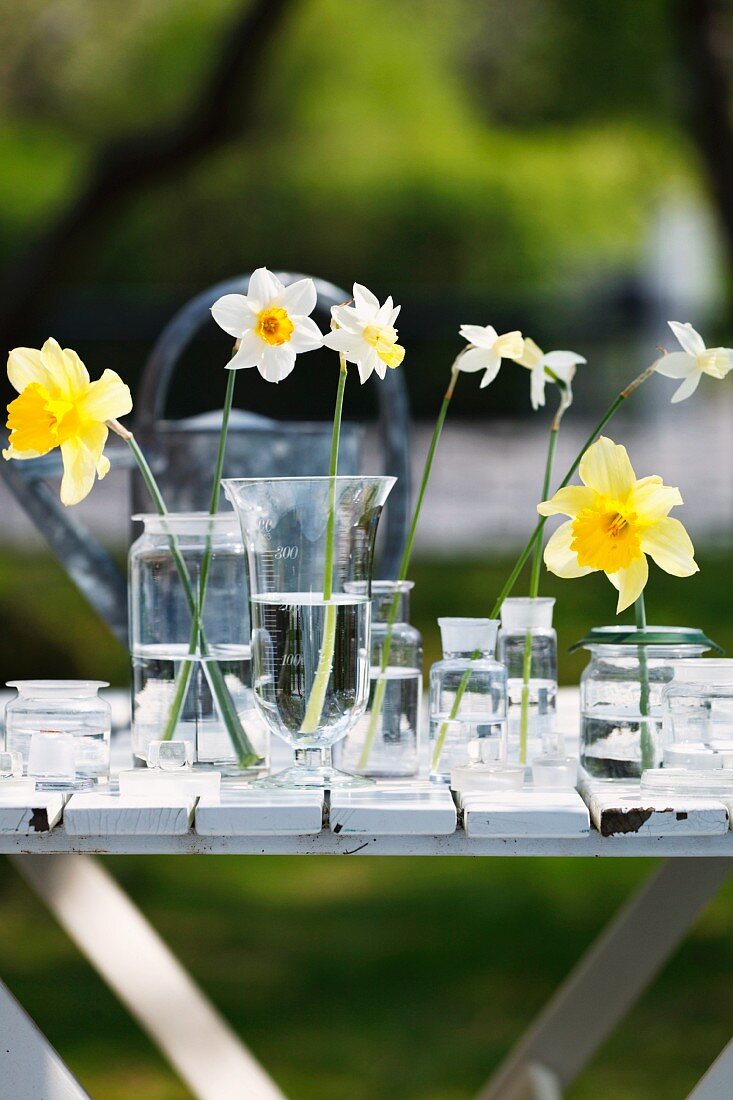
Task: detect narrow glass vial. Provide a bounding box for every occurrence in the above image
[429,618,507,783]
[337,581,423,777]
[498,597,557,764]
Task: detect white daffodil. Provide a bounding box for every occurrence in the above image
[456,325,524,388]
[655,321,733,403]
[515,337,586,411]
[210,267,323,383]
[322,283,405,383]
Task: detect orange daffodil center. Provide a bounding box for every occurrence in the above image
[211,268,323,383]
[3,338,132,506]
[537,436,698,613]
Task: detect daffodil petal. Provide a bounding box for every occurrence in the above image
[654,351,696,379]
[80,370,132,422]
[290,316,324,353]
[671,371,703,403]
[607,555,649,613]
[459,324,498,350]
[457,346,494,374]
[59,422,108,506]
[543,350,586,369]
[640,516,698,577]
[579,436,637,497]
[699,348,733,379]
[7,347,53,395]
[543,520,596,578]
[60,347,90,392]
[247,267,284,311]
[211,294,254,338]
[669,320,705,357]
[479,355,502,388]
[537,485,598,518]
[352,283,380,315]
[277,278,317,317]
[39,338,88,398]
[530,362,546,409]
[258,345,296,384]
[323,329,357,354]
[514,336,542,370]
[494,331,524,358]
[225,330,263,370]
[97,453,111,479]
[628,476,682,521]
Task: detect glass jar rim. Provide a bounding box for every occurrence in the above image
[571,625,720,653]
[6,679,109,694]
[671,659,733,684]
[221,475,396,485]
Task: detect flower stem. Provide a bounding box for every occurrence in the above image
[431,360,658,770]
[635,592,654,772]
[518,419,559,764]
[358,362,462,770]
[299,356,348,735]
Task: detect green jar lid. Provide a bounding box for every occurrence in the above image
[569,626,723,654]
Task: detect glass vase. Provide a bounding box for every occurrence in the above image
[222,475,395,789]
[661,659,733,769]
[336,580,423,777]
[428,617,508,783]
[498,597,557,764]
[578,626,711,780]
[129,512,269,774]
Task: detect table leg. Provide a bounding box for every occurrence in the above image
[10,854,287,1100]
[476,858,731,1100]
[0,976,91,1099]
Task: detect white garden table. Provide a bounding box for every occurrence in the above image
[1,688,732,1100]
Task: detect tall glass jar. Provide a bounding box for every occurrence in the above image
[662,659,733,768]
[5,681,111,787]
[337,581,423,777]
[129,512,269,773]
[429,617,507,783]
[498,597,557,764]
[578,627,712,780]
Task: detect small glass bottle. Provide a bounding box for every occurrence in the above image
[498,597,557,764]
[337,581,423,777]
[5,680,111,788]
[429,617,507,783]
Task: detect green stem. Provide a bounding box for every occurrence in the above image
[518,421,559,764]
[299,357,347,735]
[358,363,462,770]
[635,592,654,771]
[432,360,658,773]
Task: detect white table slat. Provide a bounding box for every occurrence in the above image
[195,790,324,836]
[65,793,195,836]
[461,789,590,839]
[579,779,730,838]
[329,785,457,836]
[118,770,220,800]
[0,794,65,834]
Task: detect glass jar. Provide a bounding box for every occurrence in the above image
[578,627,712,780]
[662,659,733,769]
[498,597,557,764]
[428,617,507,783]
[129,512,269,773]
[5,680,111,788]
[337,581,423,777]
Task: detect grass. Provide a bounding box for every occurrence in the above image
[1,548,733,1097]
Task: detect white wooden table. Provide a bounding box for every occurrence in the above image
[1,689,732,1100]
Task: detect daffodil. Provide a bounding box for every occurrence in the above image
[514,337,586,411]
[655,321,733,403]
[537,436,698,612]
[211,267,323,383]
[322,283,404,383]
[456,325,524,388]
[3,338,132,506]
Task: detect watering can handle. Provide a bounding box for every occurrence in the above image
[135,273,412,576]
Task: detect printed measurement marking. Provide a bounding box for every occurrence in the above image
[274,545,299,560]
[257,518,274,540]
[282,653,304,667]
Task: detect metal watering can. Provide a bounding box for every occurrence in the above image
[0,273,411,646]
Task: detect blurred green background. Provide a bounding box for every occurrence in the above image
[2,1,733,1097]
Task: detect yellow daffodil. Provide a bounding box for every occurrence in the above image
[655,320,733,403]
[211,268,323,383]
[514,336,586,411]
[537,436,698,612]
[3,338,132,506]
[456,324,524,388]
[323,283,405,383]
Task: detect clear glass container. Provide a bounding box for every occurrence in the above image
[578,627,710,780]
[336,581,422,777]
[223,475,395,789]
[498,597,557,764]
[129,512,269,774]
[4,680,111,788]
[428,617,508,783]
[662,659,733,768]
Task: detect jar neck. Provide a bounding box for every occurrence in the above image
[9,681,106,699]
[371,581,412,622]
[443,647,495,660]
